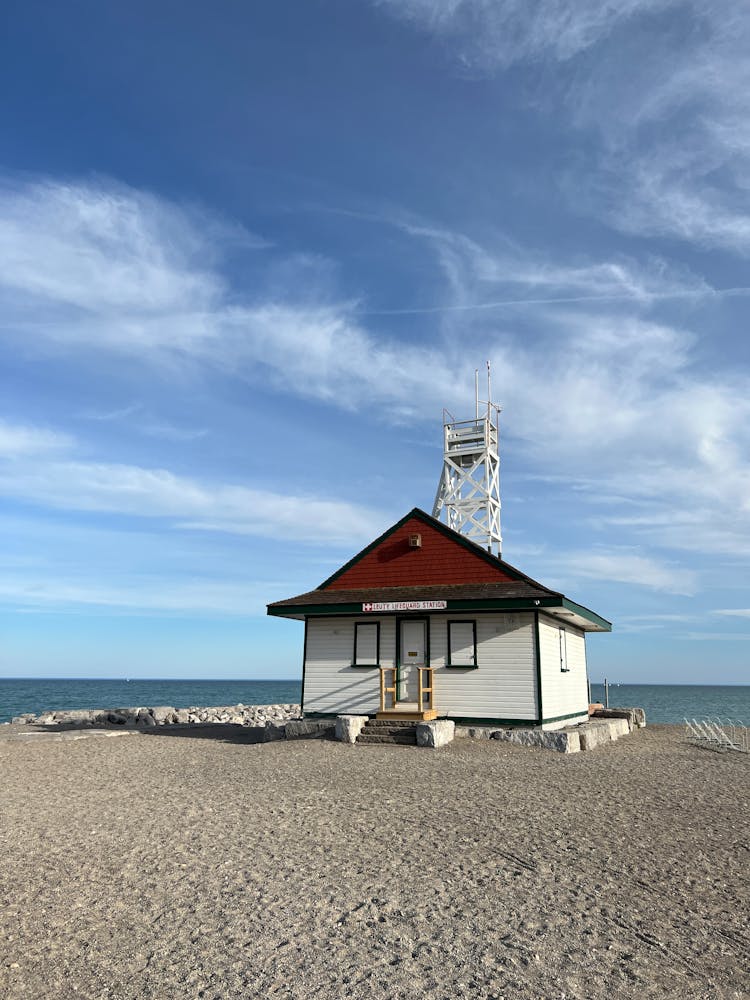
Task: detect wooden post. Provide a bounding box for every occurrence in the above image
[604,677,609,708]
[380,668,385,713]
[418,668,423,711]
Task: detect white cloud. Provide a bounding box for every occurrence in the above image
[2,176,749,574]
[0,420,73,457]
[375,220,711,312]
[0,574,278,616]
[0,177,226,314]
[375,0,674,70]
[549,549,698,595]
[713,609,750,619]
[374,1,750,255]
[0,423,388,547]
[682,632,750,641]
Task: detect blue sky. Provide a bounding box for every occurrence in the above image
[1,0,749,683]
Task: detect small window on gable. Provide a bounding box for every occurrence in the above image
[559,627,569,672]
[447,620,477,668]
[353,622,380,666]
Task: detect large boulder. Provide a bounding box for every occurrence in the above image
[416,719,455,748]
[151,706,177,725]
[335,715,369,744]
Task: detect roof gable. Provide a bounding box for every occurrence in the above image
[320,508,542,591]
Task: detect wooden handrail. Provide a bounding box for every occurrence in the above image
[417,666,434,711]
[380,666,397,712]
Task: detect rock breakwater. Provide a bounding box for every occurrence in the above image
[8,703,300,728]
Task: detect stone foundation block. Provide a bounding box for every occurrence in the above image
[285,719,335,740]
[542,729,580,754]
[416,720,455,748]
[335,715,369,744]
[608,717,630,739]
[489,728,579,753]
[595,706,646,729]
[578,721,612,750]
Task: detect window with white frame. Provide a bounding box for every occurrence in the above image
[559,627,569,672]
[353,621,380,666]
[447,620,477,667]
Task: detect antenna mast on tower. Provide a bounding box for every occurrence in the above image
[432,362,502,555]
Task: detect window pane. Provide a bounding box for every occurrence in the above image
[355,623,378,664]
[449,622,475,665]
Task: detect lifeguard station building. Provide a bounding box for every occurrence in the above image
[268,371,610,730]
[267,507,610,730]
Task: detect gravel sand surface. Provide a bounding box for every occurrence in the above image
[0,725,747,999]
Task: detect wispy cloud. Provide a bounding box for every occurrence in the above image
[0,422,388,547]
[682,632,750,642]
[363,219,715,314]
[713,609,750,619]
[373,1,750,255]
[546,549,698,596]
[2,176,749,573]
[616,613,697,634]
[0,420,73,457]
[0,573,297,616]
[374,0,674,70]
[78,401,207,441]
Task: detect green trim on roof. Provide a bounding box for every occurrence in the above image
[560,598,612,632]
[317,507,556,591]
[268,595,609,629]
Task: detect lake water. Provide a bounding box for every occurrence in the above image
[1,677,748,725]
[589,683,750,725]
[0,678,302,724]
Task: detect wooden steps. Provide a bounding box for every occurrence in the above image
[375,708,438,722]
[356,719,417,746]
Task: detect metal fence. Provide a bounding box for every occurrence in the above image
[684,717,749,754]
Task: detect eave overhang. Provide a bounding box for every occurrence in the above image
[267,595,611,632]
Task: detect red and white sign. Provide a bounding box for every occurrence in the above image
[362,600,447,612]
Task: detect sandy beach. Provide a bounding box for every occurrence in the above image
[0,724,747,1000]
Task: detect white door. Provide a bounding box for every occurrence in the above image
[399,620,426,704]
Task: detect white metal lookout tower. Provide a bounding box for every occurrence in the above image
[432,363,502,556]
